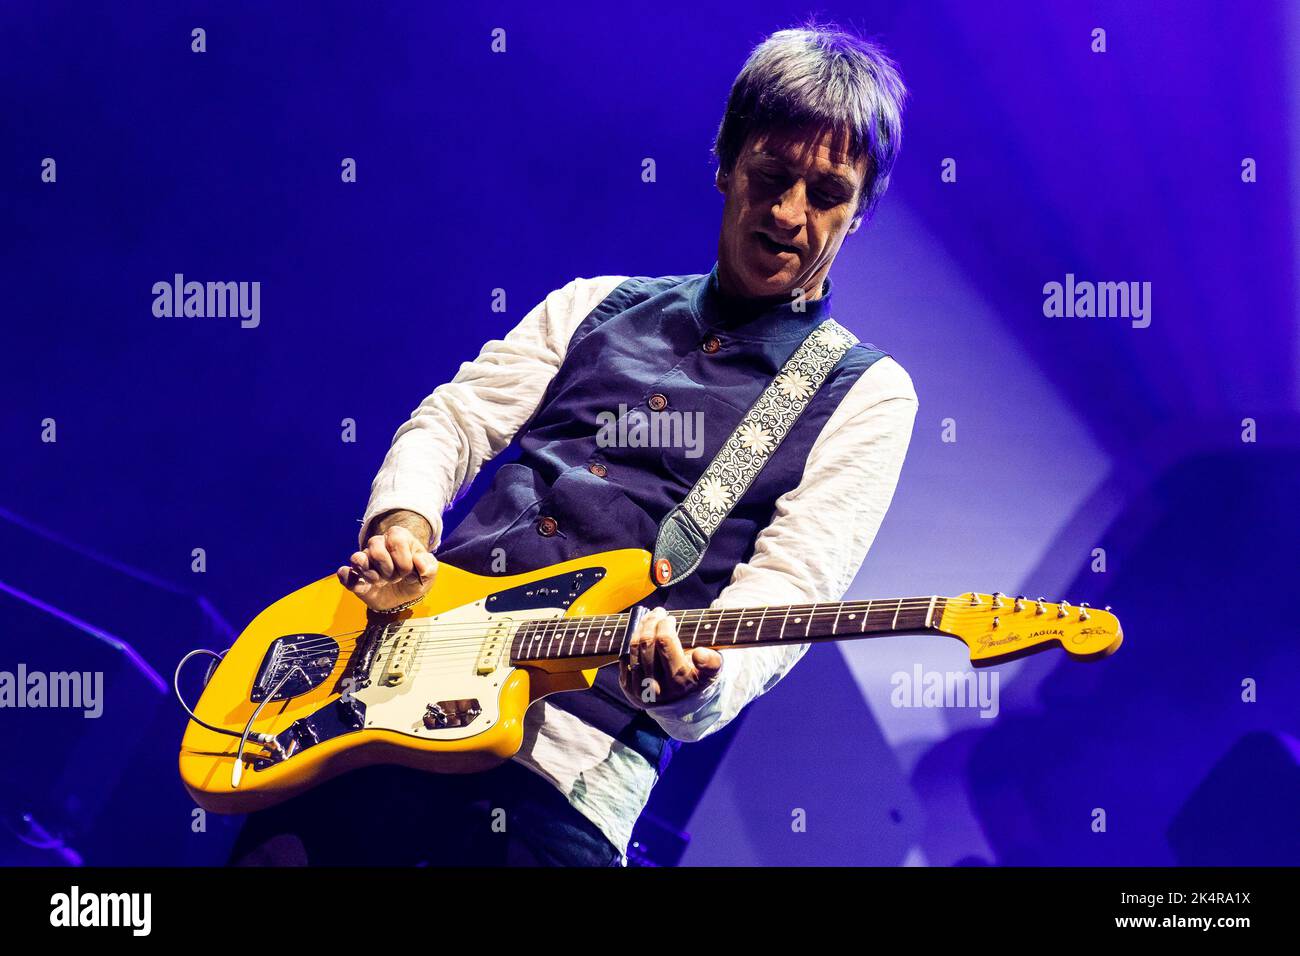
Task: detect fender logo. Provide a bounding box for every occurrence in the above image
[977,633,1025,648]
[977,627,1075,649]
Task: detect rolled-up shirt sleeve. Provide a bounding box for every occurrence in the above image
[644,356,919,742]
[358,276,627,549]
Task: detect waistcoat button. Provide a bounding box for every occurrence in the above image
[536,516,558,536]
[702,335,722,354]
[588,462,608,478]
[648,393,668,411]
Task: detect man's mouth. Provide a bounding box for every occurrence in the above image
[755,231,800,257]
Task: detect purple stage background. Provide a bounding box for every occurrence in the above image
[2,1,1297,866]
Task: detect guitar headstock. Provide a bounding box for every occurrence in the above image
[937,593,1123,663]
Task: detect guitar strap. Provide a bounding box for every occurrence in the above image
[651,318,859,587]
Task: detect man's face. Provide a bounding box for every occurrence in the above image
[716,125,870,301]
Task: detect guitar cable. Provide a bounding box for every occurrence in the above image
[174,648,276,748]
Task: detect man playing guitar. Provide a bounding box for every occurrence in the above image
[231,23,916,866]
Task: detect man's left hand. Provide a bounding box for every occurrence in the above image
[619,606,723,707]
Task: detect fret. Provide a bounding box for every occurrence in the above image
[753,606,769,645]
[671,610,688,646]
[804,603,817,638]
[861,600,873,632]
[925,596,937,629]
[704,608,724,646]
[572,619,594,656]
[891,598,903,631]
[730,607,744,645]
[869,600,898,631]
[689,608,714,648]
[686,613,707,650]
[600,614,622,655]
[777,605,793,642]
[680,609,704,648]
[832,603,843,635]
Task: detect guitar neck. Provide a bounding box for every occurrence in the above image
[510,597,946,664]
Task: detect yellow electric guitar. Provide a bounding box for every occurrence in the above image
[178,548,1123,813]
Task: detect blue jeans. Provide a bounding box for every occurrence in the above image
[228,759,622,867]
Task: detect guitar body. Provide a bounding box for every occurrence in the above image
[179,548,656,814]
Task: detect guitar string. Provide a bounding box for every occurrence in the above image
[234,593,1059,661]
[261,618,964,673]
[266,598,953,650]
[263,599,972,660]
[214,599,1081,676]
[210,602,1084,733]
[262,600,953,661]
[371,603,1079,666]
[258,603,1058,668]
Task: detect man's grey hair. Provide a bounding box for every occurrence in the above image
[714,24,908,221]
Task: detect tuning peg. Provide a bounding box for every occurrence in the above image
[1104,605,1112,612]
[991,592,1005,608]
[1057,600,1071,619]
[1035,597,1046,615]
[992,616,1000,629]
[1078,602,1091,621]
[969,593,982,606]
[1013,595,1025,612]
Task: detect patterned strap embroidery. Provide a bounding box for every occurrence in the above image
[651,319,859,586]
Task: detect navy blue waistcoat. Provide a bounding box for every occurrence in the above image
[438,265,887,772]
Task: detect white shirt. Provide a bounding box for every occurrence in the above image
[359,275,919,857]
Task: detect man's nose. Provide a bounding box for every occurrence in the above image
[771,180,808,231]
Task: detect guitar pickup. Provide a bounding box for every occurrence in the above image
[475,621,512,675]
[380,628,418,686]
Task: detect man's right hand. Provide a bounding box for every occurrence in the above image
[337,520,438,611]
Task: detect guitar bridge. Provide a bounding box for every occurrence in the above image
[250,635,339,702]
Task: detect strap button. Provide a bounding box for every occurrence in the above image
[653,558,673,585]
[648,393,668,412]
[536,516,559,536]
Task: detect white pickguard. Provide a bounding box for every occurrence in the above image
[351,599,566,741]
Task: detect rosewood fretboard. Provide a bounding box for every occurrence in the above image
[510,597,947,664]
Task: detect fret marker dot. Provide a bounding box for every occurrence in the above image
[848,614,857,619]
[794,617,802,624]
[705,624,712,629]
[746,620,754,626]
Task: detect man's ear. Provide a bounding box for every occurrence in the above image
[715,166,729,195]
[846,215,863,236]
